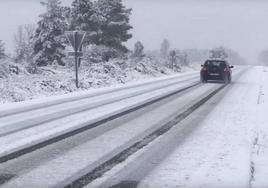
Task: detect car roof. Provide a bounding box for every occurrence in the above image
[205,59,228,64]
[206,58,227,61]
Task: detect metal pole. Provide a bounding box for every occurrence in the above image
[78,45,82,68]
[75,53,79,88]
[74,31,79,88]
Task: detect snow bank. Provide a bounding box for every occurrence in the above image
[0,57,195,104]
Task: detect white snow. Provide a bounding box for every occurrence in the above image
[0,74,198,161]
[250,66,268,188]
[89,66,268,188]
[129,66,267,188]
[2,78,218,188]
[0,58,196,104]
[4,66,268,188]
[0,71,197,115]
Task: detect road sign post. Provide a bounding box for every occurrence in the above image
[65,31,86,88]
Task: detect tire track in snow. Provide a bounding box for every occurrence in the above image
[64,84,227,188]
[63,67,249,188]
[0,82,200,164]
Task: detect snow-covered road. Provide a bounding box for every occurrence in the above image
[2,66,268,188]
[0,72,199,162]
[89,66,268,188]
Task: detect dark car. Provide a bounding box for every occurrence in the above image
[200,59,234,83]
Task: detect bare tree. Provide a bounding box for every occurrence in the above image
[168,50,179,71]
[131,41,145,59]
[160,39,170,59]
[14,24,35,63]
[0,40,5,60]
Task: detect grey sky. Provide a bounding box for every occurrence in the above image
[1,0,268,63]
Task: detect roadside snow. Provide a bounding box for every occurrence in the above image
[89,66,268,188]
[2,83,215,188]
[0,71,197,116]
[250,66,268,188]
[0,58,196,104]
[0,77,199,162]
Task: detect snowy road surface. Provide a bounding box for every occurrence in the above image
[90,66,268,188]
[1,66,268,188]
[0,72,199,161]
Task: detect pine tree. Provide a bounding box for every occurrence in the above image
[70,0,97,45]
[32,0,68,67]
[94,0,132,52]
[131,41,145,59]
[0,40,5,60]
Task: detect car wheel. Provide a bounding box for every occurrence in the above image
[223,75,229,84]
[228,76,232,83]
[201,77,207,83]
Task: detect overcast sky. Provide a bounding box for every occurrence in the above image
[1,0,268,63]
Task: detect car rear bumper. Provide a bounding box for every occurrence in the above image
[206,75,223,80]
[200,72,226,81]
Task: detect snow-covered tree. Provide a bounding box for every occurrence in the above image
[14,26,24,62]
[0,40,5,59]
[131,41,145,59]
[84,45,119,63]
[209,46,228,60]
[177,51,190,67]
[161,39,170,58]
[70,0,97,45]
[168,50,189,71]
[14,24,35,63]
[168,50,182,71]
[94,0,133,52]
[32,0,68,67]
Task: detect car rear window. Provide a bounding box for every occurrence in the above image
[205,61,227,68]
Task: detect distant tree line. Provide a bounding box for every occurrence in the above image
[128,39,190,72]
[186,46,246,65]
